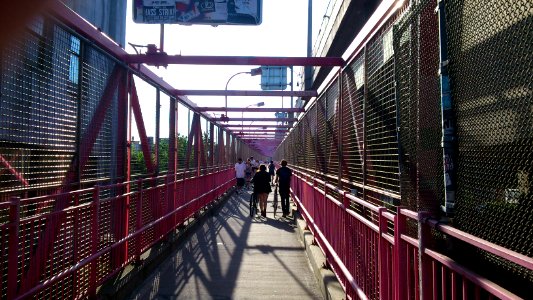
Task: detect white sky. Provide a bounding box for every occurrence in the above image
[125,0,332,139]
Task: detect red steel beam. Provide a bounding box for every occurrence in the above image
[220,124,292,128]
[198,107,304,113]
[175,90,317,97]
[213,117,297,122]
[130,76,156,174]
[126,54,344,66]
[228,129,288,132]
[0,154,29,187]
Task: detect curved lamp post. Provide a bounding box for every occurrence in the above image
[241,101,264,134]
[222,67,262,122]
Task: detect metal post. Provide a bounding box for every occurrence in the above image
[7,197,20,300]
[378,207,389,299]
[305,0,313,89]
[418,212,433,300]
[337,69,343,189]
[89,186,100,297]
[155,88,161,175]
[437,0,457,216]
[363,45,368,201]
[159,24,164,52]
[395,207,408,300]
[135,180,143,263]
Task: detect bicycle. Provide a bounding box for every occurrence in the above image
[249,192,258,217]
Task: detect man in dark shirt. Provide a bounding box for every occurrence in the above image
[275,159,292,217]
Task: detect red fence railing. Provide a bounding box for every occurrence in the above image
[290,169,533,300]
[0,168,235,299]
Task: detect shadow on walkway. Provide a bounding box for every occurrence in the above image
[128,189,323,299]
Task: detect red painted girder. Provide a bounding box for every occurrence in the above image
[213,117,297,122]
[175,90,317,97]
[229,129,288,132]
[198,107,304,113]
[221,124,292,128]
[0,154,29,186]
[126,54,344,66]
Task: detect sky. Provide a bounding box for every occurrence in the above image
[125,0,333,140]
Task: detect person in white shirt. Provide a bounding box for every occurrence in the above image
[250,156,259,173]
[234,158,247,194]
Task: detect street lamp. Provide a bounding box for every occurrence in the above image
[222,67,262,121]
[241,101,264,133]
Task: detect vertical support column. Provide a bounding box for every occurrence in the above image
[209,122,214,169]
[337,69,344,190]
[88,186,100,298]
[134,180,143,263]
[378,207,389,300]
[226,131,231,165]
[394,207,408,300]
[114,67,129,269]
[195,114,201,177]
[7,197,20,300]
[436,0,457,216]
[168,97,177,230]
[155,88,161,175]
[418,212,433,300]
[363,45,368,202]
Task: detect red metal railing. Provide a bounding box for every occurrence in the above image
[290,169,533,300]
[0,168,235,299]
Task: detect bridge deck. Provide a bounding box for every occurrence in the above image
[128,188,323,299]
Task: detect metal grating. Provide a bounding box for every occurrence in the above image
[365,26,400,203]
[395,0,443,213]
[0,19,78,195]
[341,55,365,189]
[446,0,533,292]
[325,78,340,187]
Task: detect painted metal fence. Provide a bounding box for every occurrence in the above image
[0,3,260,299]
[276,0,532,298]
[290,169,533,299]
[0,168,235,299]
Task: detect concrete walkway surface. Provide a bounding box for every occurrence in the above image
[127,187,323,300]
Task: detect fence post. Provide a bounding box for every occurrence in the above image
[135,180,143,263]
[418,211,433,300]
[395,207,408,300]
[378,207,389,300]
[88,186,100,297]
[7,197,20,300]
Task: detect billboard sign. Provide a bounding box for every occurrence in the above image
[133,0,262,25]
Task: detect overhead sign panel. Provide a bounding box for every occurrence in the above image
[133,0,262,25]
[260,66,287,91]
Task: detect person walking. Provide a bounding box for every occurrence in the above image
[245,159,253,189]
[268,160,275,185]
[275,159,292,217]
[234,158,246,194]
[251,164,271,217]
[250,156,259,174]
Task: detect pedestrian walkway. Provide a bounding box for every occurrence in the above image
[128,188,323,299]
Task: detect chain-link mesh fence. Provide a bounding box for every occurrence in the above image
[445,0,533,294]
[276,0,532,296]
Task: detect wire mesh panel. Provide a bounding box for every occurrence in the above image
[395,0,443,213]
[80,45,117,183]
[445,0,533,294]
[325,78,340,186]
[316,95,327,178]
[0,18,79,196]
[341,55,365,190]
[365,26,400,204]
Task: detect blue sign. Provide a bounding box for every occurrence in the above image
[260,66,287,91]
[133,0,262,25]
